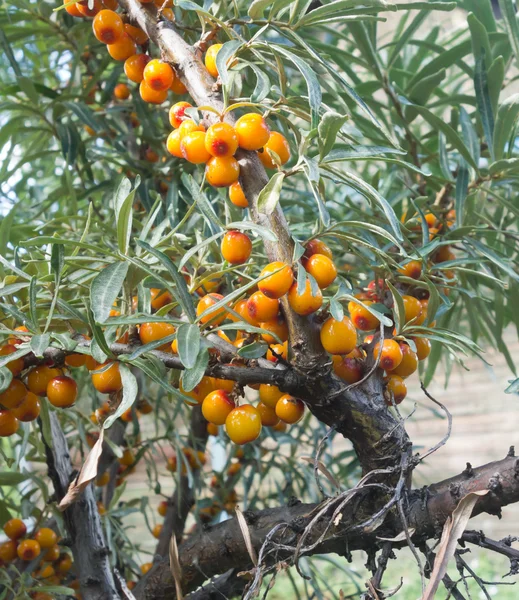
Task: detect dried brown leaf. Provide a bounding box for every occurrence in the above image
[377,529,415,542]
[169,533,183,600]
[235,506,258,566]
[301,456,339,489]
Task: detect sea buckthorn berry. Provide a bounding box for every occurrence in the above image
[304,239,333,260]
[287,280,323,316]
[181,131,211,164]
[145,147,159,162]
[305,254,337,289]
[257,402,279,427]
[275,395,304,424]
[197,293,227,326]
[64,0,83,17]
[27,366,62,397]
[124,54,150,83]
[0,379,27,409]
[169,101,192,128]
[0,344,24,376]
[434,245,454,263]
[139,80,168,104]
[152,524,163,539]
[235,113,270,151]
[207,422,219,436]
[17,539,41,561]
[402,295,423,324]
[213,377,235,392]
[139,322,175,350]
[373,339,403,371]
[150,289,172,311]
[158,500,168,517]
[0,410,19,437]
[384,374,407,405]
[44,544,60,562]
[107,34,136,61]
[229,181,248,208]
[349,301,379,331]
[398,260,422,280]
[3,518,26,541]
[320,317,357,355]
[258,262,294,299]
[229,299,258,327]
[96,472,109,489]
[76,0,102,17]
[166,129,183,157]
[0,540,17,562]
[221,230,252,265]
[180,376,214,405]
[424,212,437,228]
[225,404,262,445]
[92,10,124,44]
[202,389,235,425]
[259,316,289,344]
[12,392,40,422]
[247,291,279,322]
[259,384,283,409]
[205,43,222,78]
[35,563,55,579]
[114,82,130,100]
[56,554,73,574]
[141,562,153,575]
[266,341,288,363]
[8,325,29,345]
[332,355,363,384]
[412,337,431,361]
[227,462,241,477]
[388,343,418,378]
[47,376,78,408]
[124,23,148,45]
[205,156,240,187]
[91,362,123,394]
[259,131,290,169]
[65,353,87,368]
[178,119,205,138]
[143,59,174,91]
[170,76,187,94]
[205,122,239,158]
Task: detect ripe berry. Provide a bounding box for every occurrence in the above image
[384,374,407,404]
[205,156,240,187]
[0,409,19,437]
[275,395,304,424]
[56,554,73,573]
[259,384,283,409]
[107,34,137,61]
[139,322,175,350]
[169,101,192,128]
[92,10,124,44]
[27,366,62,397]
[152,524,163,539]
[0,540,17,562]
[139,80,168,104]
[64,0,83,17]
[434,245,454,263]
[212,377,235,393]
[225,405,262,445]
[197,293,227,326]
[247,291,279,322]
[266,341,288,362]
[0,344,24,375]
[305,254,337,289]
[229,181,248,208]
[202,389,235,425]
[412,337,431,361]
[320,317,357,355]
[207,422,219,436]
[349,301,379,331]
[402,295,423,324]
[205,122,239,158]
[91,362,123,394]
[304,239,332,260]
[76,0,102,17]
[398,260,422,280]
[230,299,258,327]
[205,43,222,78]
[178,119,205,138]
[221,230,252,265]
[180,131,211,164]
[158,500,168,517]
[180,376,214,405]
[141,562,153,575]
[114,82,130,100]
[287,280,323,315]
[0,379,27,409]
[143,59,174,91]
[259,316,289,344]
[170,77,187,94]
[44,544,60,562]
[150,289,173,311]
[166,129,182,157]
[17,539,41,561]
[235,113,270,151]
[11,392,40,422]
[388,343,418,378]
[257,402,279,427]
[47,376,78,408]
[124,23,148,45]
[34,528,58,549]
[3,518,26,541]
[332,355,363,384]
[258,262,294,299]
[373,339,403,371]
[124,54,150,83]
[65,353,87,368]
[259,131,290,169]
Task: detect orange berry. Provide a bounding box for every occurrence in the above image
[225,405,262,445]
[287,280,323,316]
[221,230,252,264]
[349,301,379,331]
[373,339,403,371]
[47,376,77,408]
[141,562,153,575]
[304,239,333,260]
[212,378,235,394]
[179,376,214,405]
[76,0,102,17]
[207,422,219,436]
[332,355,363,384]
[0,410,19,437]
[178,119,205,138]
[119,448,135,467]
[139,322,175,350]
[275,395,304,424]
[169,101,192,128]
[113,82,130,100]
[305,254,337,289]
[56,554,73,573]
[107,34,137,61]
[320,317,357,355]
[434,245,454,263]
[205,122,238,158]
[181,131,211,164]
[272,420,287,432]
[145,147,159,163]
[139,80,168,104]
[259,316,288,344]
[229,299,258,327]
[257,402,279,427]
[124,54,150,83]
[246,291,279,322]
[259,131,290,169]
[103,0,118,9]
[205,156,240,187]
[229,181,248,208]
[35,562,55,579]
[384,374,407,405]
[205,44,222,78]
[3,518,26,541]
[388,343,418,378]
[64,0,82,17]
[170,76,187,94]
[402,295,423,324]
[412,337,431,361]
[158,500,168,517]
[0,379,27,409]
[96,471,110,487]
[124,23,148,45]
[0,344,24,376]
[91,362,122,394]
[150,289,172,311]
[0,540,17,562]
[17,539,41,561]
[266,341,288,363]
[44,544,60,562]
[65,353,87,368]
[11,391,40,422]
[197,293,227,326]
[235,113,270,151]
[227,462,241,477]
[166,129,183,157]
[424,212,437,228]
[143,59,174,91]
[202,389,235,425]
[27,366,62,397]
[258,262,294,299]
[398,260,422,280]
[8,325,29,345]
[152,524,163,539]
[92,9,124,44]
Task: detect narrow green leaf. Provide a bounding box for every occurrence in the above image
[0,472,31,485]
[227,221,278,242]
[30,334,51,358]
[215,40,241,85]
[257,172,285,216]
[455,165,469,228]
[493,93,519,161]
[237,341,268,359]
[181,346,209,392]
[0,367,13,394]
[103,365,138,429]
[386,281,405,333]
[498,0,519,68]
[176,324,201,369]
[90,262,129,323]
[115,176,140,255]
[318,111,348,159]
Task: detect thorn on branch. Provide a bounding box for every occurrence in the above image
[507,446,515,457]
[462,463,474,478]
